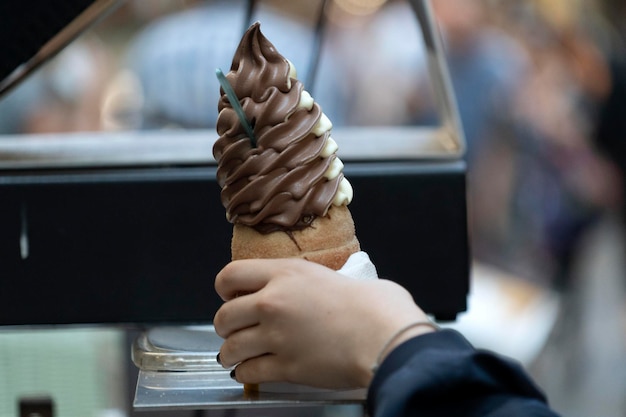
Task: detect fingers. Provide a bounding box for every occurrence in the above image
[215,259,279,301]
[213,294,260,339]
[215,258,335,301]
[231,354,286,385]
[217,323,270,368]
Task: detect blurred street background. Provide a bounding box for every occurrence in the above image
[1,0,626,416]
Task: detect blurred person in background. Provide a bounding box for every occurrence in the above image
[0,38,109,134]
[120,0,347,130]
[594,0,626,231]
[121,0,245,129]
[428,0,619,289]
[502,0,620,288]
[431,0,528,167]
[428,0,533,276]
[323,0,432,127]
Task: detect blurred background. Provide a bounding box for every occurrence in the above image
[1,0,626,416]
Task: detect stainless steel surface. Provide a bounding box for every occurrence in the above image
[0,126,457,169]
[132,326,367,411]
[134,370,366,411]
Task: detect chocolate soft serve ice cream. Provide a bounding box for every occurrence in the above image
[214,22,359,270]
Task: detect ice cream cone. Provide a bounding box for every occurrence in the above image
[214,22,362,393]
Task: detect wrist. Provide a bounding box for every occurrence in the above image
[372,320,439,374]
[356,320,438,387]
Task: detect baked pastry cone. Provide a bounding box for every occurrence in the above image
[232,205,360,271]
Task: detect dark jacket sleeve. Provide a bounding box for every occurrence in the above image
[367,329,560,417]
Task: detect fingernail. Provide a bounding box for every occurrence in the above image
[230,368,237,380]
[216,352,222,365]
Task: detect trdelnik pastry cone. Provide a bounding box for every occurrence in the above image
[214,22,360,271]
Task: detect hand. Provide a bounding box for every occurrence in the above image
[213,258,434,389]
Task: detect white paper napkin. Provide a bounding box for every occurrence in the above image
[337,251,379,281]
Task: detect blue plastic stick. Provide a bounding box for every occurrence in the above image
[216,68,256,147]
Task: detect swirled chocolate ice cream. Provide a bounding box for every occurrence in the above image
[214,22,352,234]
